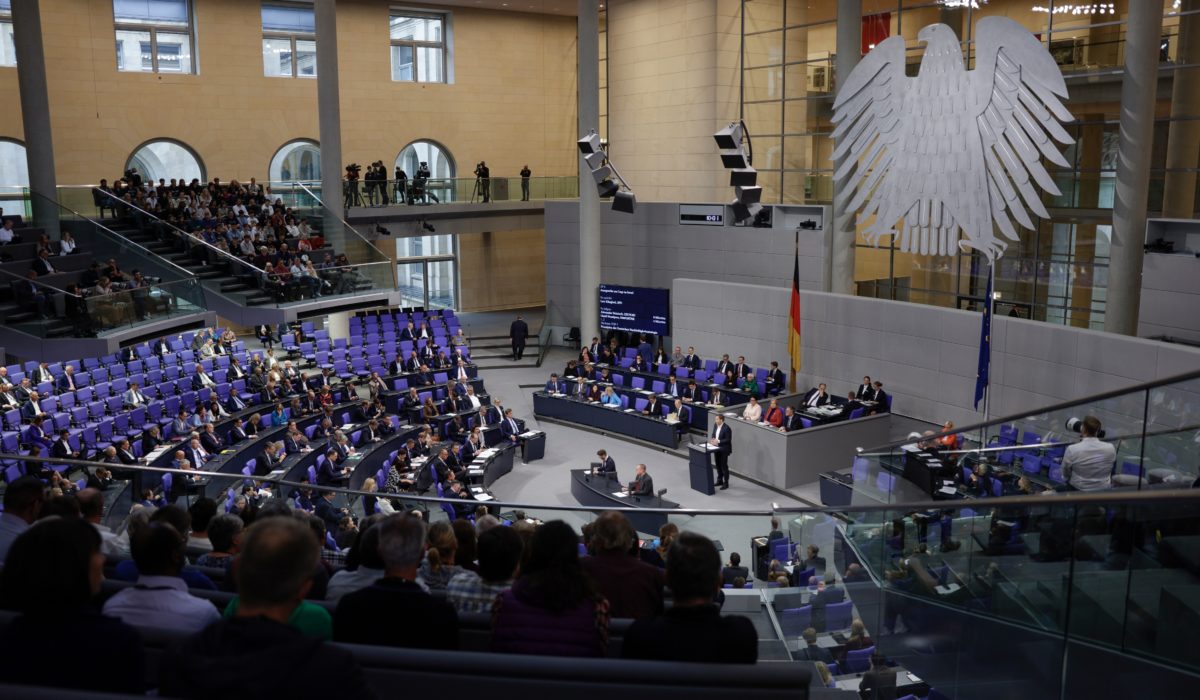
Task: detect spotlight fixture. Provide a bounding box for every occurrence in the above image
[420,219,436,233]
[714,120,768,224]
[374,223,392,236]
[577,129,637,214]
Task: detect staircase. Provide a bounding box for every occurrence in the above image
[467,334,543,369]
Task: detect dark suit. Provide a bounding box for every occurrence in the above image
[802,389,831,407]
[333,578,458,650]
[767,369,786,394]
[855,384,876,401]
[782,413,803,432]
[509,318,528,360]
[712,423,732,487]
[683,354,701,370]
[56,374,77,394]
[596,455,616,478]
[798,643,835,664]
[643,398,661,417]
[873,390,890,412]
[544,380,564,393]
[317,458,346,485]
[199,432,222,453]
[621,605,757,664]
[715,360,732,376]
[192,373,214,391]
[225,394,247,412]
[500,416,522,442]
[153,340,171,356]
[413,459,448,494]
[663,381,681,398]
[629,471,654,497]
[228,426,248,444]
[721,565,749,587]
[51,439,75,459]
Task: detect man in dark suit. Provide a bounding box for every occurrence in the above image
[642,395,663,418]
[153,337,171,356]
[414,365,433,387]
[808,580,844,631]
[796,627,835,664]
[21,392,45,421]
[228,418,248,444]
[30,250,56,276]
[715,354,732,376]
[856,376,876,401]
[802,383,831,408]
[412,455,448,495]
[32,363,53,385]
[318,450,350,485]
[192,366,216,391]
[621,532,757,664]
[594,449,616,479]
[225,391,247,412]
[499,408,523,444]
[402,351,420,373]
[663,375,681,399]
[627,463,653,497]
[333,514,459,650]
[544,373,565,394]
[683,347,701,371]
[709,414,732,489]
[781,406,803,432]
[509,315,528,360]
[199,424,223,453]
[56,365,78,394]
[681,379,700,402]
[708,387,725,407]
[733,356,750,378]
[721,552,750,586]
[387,354,405,376]
[120,345,138,363]
[50,429,78,460]
[767,362,786,395]
[636,335,653,366]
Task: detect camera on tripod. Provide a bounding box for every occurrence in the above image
[345,163,361,180]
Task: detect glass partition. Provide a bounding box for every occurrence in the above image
[338,176,578,207]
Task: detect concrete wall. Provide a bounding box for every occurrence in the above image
[0,0,578,184]
[544,199,829,330]
[1138,253,1200,343]
[671,278,1200,427]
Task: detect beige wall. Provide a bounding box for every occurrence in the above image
[0,0,579,184]
[457,228,546,311]
[606,0,741,203]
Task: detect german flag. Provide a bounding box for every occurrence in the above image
[788,231,802,387]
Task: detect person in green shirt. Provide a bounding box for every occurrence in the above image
[740,374,759,396]
[223,595,332,640]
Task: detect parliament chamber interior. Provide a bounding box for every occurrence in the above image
[0,1,1199,698]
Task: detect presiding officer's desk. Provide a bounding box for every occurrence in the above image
[577,363,752,429]
[708,393,892,489]
[569,467,678,533]
[533,389,682,448]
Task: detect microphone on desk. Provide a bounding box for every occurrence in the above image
[657,488,667,505]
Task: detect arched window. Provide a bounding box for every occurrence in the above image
[126,139,205,183]
[395,140,455,180]
[269,139,321,182]
[0,139,28,197]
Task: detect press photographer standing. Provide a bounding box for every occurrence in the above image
[475,161,490,203]
[520,164,531,201]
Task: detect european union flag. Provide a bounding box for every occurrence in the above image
[974,265,993,410]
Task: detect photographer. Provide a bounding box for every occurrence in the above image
[474,160,490,203]
[343,163,363,208]
[415,161,438,204]
[394,166,408,205]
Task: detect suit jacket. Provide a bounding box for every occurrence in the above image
[721,565,750,586]
[228,364,246,380]
[683,354,701,370]
[388,361,404,375]
[712,423,732,454]
[229,426,248,443]
[51,439,74,459]
[663,381,681,398]
[783,413,803,431]
[185,446,208,468]
[803,389,831,407]
[715,360,732,376]
[643,399,661,416]
[226,394,247,412]
[629,472,654,496]
[682,386,700,401]
[586,385,603,402]
[192,373,214,390]
[509,319,528,341]
[734,363,749,378]
[200,432,222,453]
[123,389,147,407]
[707,389,725,407]
[21,401,42,420]
[153,340,171,356]
[873,390,889,411]
[117,448,137,465]
[462,439,482,461]
[768,369,786,392]
[56,374,76,394]
[500,416,523,439]
[597,456,616,475]
[855,384,876,401]
[399,327,415,341]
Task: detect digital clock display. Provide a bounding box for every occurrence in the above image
[678,204,725,226]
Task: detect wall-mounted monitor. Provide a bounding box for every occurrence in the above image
[599,284,670,336]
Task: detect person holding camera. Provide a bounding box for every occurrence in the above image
[343,163,362,208]
[475,161,490,203]
[1061,416,1115,491]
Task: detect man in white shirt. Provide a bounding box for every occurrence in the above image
[79,488,130,558]
[1061,416,1116,491]
[102,522,221,632]
[124,381,148,408]
[464,386,482,410]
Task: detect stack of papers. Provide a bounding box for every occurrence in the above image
[519,431,542,438]
[623,408,635,413]
[467,468,485,476]
[473,492,495,501]
[611,491,629,498]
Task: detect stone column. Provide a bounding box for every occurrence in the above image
[315,0,347,256]
[1106,1,1164,335]
[11,0,59,237]
[578,0,601,338]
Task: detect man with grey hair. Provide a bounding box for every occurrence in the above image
[159,517,372,698]
[333,514,458,649]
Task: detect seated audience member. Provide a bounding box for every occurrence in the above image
[417,521,463,591]
[837,618,874,665]
[781,405,803,432]
[858,652,897,700]
[334,514,459,650]
[1062,415,1116,492]
[798,626,835,663]
[187,498,218,554]
[102,522,222,632]
[0,517,146,693]
[856,376,876,401]
[160,517,373,698]
[0,476,45,561]
[801,544,826,573]
[194,514,244,573]
[721,551,750,587]
[870,381,889,412]
[447,525,524,614]
[622,532,757,663]
[741,396,762,421]
[803,382,832,407]
[492,520,610,657]
[325,520,386,603]
[767,361,786,394]
[580,511,665,620]
[763,398,784,427]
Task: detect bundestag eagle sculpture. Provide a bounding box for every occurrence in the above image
[831,18,1074,260]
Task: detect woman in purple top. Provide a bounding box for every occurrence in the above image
[491,520,610,657]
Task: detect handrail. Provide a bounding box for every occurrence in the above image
[860,366,1200,455]
[90,188,266,275]
[13,452,1200,517]
[861,420,1200,459]
[29,188,197,281]
[293,182,392,264]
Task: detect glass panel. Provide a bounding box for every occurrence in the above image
[396,141,455,180]
[416,45,443,83]
[154,31,191,73]
[0,20,14,67]
[113,0,189,25]
[389,14,442,42]
[115,29,152,72]
[391,44,414,81]
[126,140,203,183]
[270,140,321,182]
[295,38,316,77]
[426,258,456,310]
[396,235,454,259]
[262,37,293,77]
[0,139,28,197]
[261,3,314,33]
[396,261,426,308]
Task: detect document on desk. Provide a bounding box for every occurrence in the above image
[473,493,495,501]
[938,486,958,496]
[611,491,629,498]
[935,583,961,595]
[519,431,542,438]
[467,468,485,477]
[623,408,635,413]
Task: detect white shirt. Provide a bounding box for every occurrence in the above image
[92,522,130,559]
[467,394,481,409]
[742,403,762,421]
[102,575,221,632]
[0,227,13,243]
[1062,437,1116,491]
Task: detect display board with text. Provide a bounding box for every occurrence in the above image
[599,284,669,336]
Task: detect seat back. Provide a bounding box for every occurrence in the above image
[845,646,875,673]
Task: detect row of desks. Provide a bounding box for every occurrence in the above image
[533,392,684,449]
